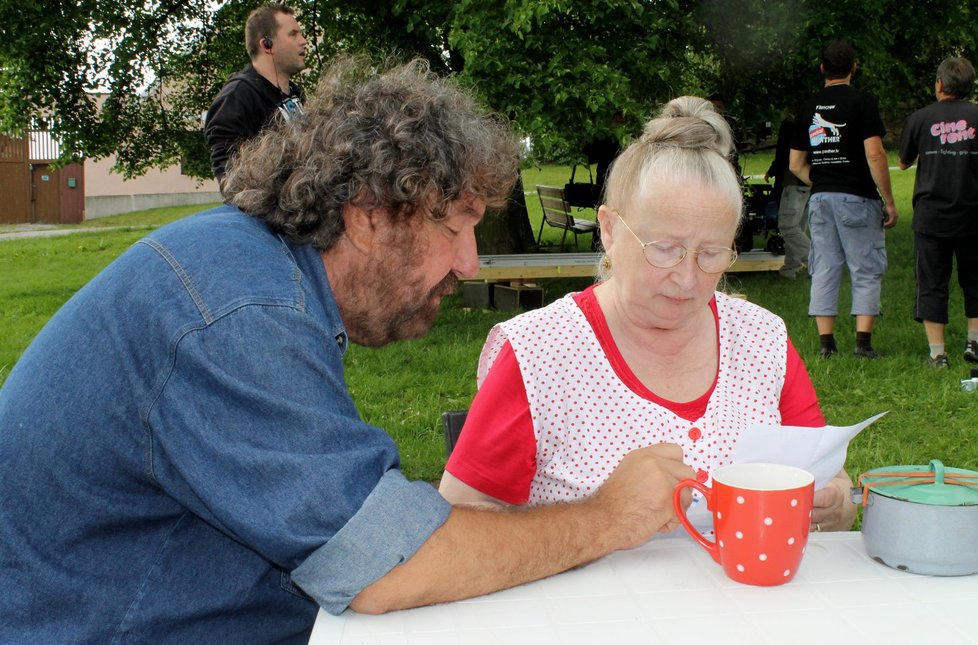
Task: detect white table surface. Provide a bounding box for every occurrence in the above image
[308,531,978,645]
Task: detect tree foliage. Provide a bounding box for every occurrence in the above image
[1,0,975,179]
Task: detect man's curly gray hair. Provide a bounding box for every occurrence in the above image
[224,55,520,250]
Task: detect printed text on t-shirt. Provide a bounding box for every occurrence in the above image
[930,120,975,144]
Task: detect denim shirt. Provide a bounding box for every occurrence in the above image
[0,206,451,643]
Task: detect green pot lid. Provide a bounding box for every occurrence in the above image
[862,460,978,506]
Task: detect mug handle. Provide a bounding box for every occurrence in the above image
[672,478,720,563]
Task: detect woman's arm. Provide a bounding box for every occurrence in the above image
[811,468,858,532]
[440,341,538,505]
[438,472,510,506]
[780,339,856,531]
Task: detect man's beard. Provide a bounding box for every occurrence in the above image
[342,250,460,348]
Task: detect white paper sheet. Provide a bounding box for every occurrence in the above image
[674,411,888,534]
[728,410,888,488]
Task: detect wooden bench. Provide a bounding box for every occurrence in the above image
[472,250,784,281]
[535,185,599,251]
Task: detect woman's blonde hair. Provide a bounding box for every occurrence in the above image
[603,95,743,226]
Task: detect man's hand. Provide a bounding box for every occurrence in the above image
[587,443,694,550]
[883,201,898,229]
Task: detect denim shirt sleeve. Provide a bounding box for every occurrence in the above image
[291,469,450,614]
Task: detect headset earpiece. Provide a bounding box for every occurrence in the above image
[261,37,273,51]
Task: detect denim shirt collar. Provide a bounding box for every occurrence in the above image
[280,235,349,356]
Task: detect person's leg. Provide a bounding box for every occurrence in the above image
[915,231,952,363]
[923,320,946,350]
[967,319,978,362]
[778,185,812,278]
[815,315,837,356]
[954,234,978,361]
[808,193,846,357]
[837,195,886,357]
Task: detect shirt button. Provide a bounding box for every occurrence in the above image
[695,469,709,483]
[688,426,702,441]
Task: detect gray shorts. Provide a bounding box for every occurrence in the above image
[807,192,887,317]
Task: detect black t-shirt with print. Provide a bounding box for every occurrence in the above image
[791,84,886,200]
[899,99,978,237]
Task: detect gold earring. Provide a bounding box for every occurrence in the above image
[601,254,612,271]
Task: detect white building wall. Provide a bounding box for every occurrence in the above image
[83,154,220,219]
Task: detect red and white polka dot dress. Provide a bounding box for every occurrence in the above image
[477,292,787,505]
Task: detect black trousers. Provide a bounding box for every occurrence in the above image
[913,231,978,323]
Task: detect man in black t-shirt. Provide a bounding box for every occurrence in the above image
[789,41,898,359]
[898,57,978,368]
[205,3,307,192]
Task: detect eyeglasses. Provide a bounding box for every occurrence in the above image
[616,214,738,274]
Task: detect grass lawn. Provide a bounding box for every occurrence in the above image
[3,159,977,519]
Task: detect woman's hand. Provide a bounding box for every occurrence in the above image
[810,468,857,532]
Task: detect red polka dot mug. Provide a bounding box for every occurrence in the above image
[673,463,814,586]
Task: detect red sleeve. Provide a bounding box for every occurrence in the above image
[443,341,537,504]
[779,338,825,426]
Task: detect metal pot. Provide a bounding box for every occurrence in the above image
[851,459,978,576]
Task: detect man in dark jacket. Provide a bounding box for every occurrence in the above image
[205,2,307,190]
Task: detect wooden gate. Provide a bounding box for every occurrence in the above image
[30,162,85,224]
[31,163,61,223]
[0,134,31,223]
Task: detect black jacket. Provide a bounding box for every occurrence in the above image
[204,64,304,184]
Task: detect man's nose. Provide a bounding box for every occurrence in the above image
[454,229,480,279]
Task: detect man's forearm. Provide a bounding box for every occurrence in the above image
[865,139,895,204]
[867,155,895,204]
[351,442,691,614]
[350,499,625,614]
[788,149,812,186]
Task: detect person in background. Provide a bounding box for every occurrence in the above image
[581,111,626,250]
[898,56,978,368]
[789,41,898,359]
[708,92,741,175]
[765,112,812,279]
[583,111,626,200]
[0,57,694,643]
[205,2,307,191]
[439,96,856,536]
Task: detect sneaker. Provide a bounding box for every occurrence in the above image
[965,340,978,363]
[853,346,881,359]
[779,264,805,279]
[819,346,838,358]
[927,353,950,368]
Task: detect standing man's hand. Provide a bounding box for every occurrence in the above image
[586,443,694,549]
[883,201,899,228]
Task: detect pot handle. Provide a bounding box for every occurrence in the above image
[930,459,945,486]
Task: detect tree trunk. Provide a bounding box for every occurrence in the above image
[475,175,536,254]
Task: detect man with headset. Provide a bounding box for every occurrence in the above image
[205,2,307,191]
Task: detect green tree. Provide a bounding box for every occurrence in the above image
[2,0,976,179]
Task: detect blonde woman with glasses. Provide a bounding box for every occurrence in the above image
[440,96,856,534]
